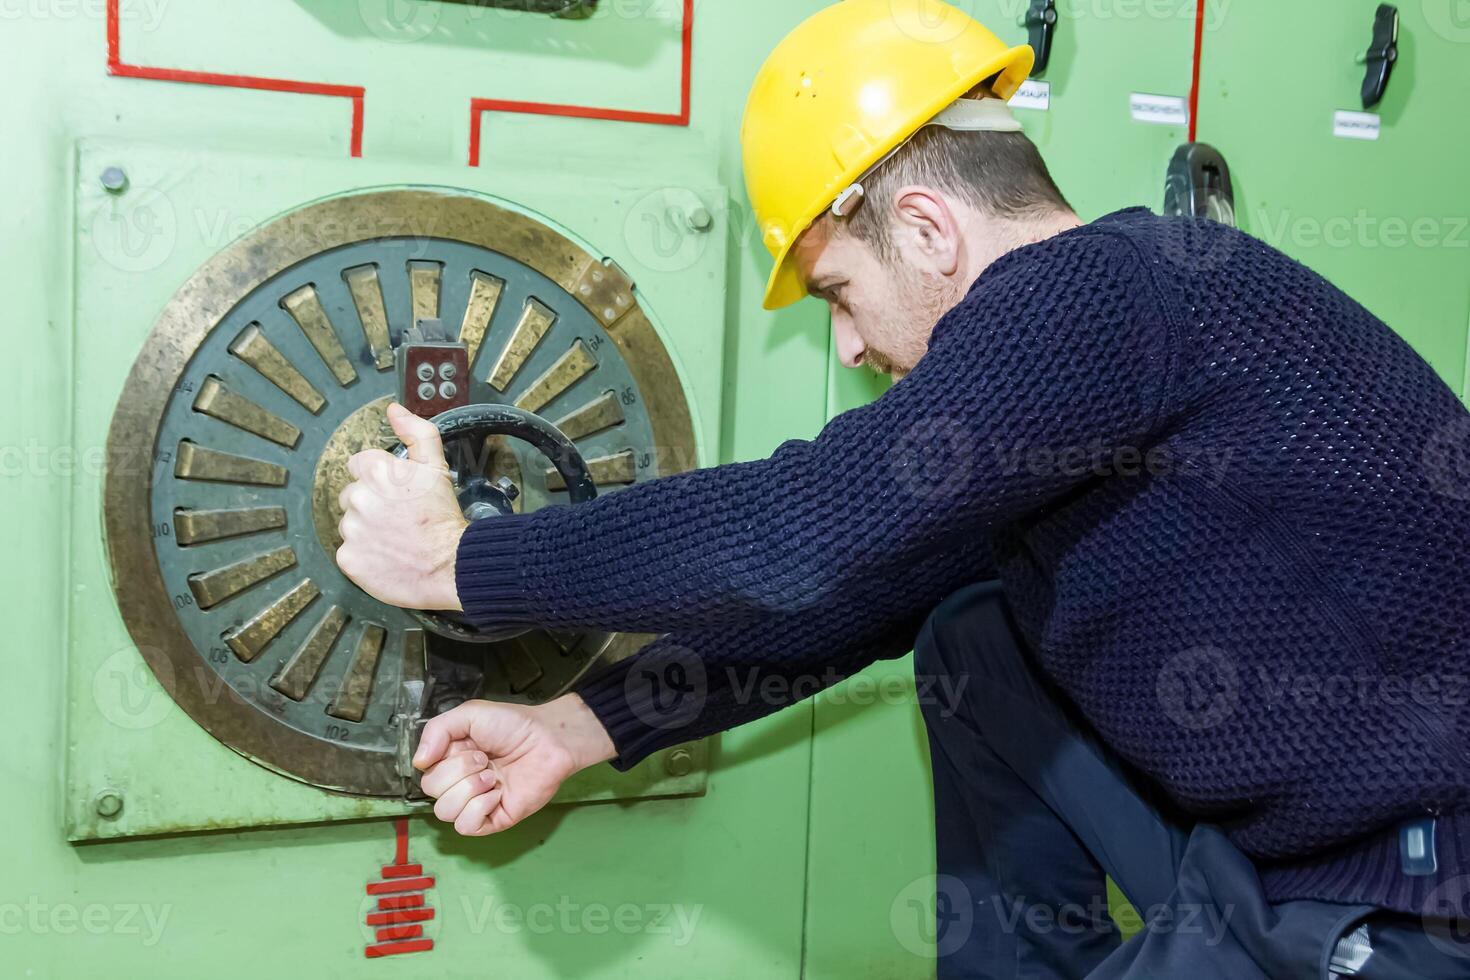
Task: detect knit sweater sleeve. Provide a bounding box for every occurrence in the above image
[576,535,997,769]
[455,228,1173,638]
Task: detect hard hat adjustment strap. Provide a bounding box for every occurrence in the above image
[829,97,1023,221]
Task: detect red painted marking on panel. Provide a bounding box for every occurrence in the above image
[105,0,365,156]
[382,863,424,878]
[378,895,426,911]
[366,908,437,927]
[376,924,425,942]
[1188,0,1206,142]
[367,876,435,895]
[365,939,434,958]
[394,818,410,865]
[468,0,693,165]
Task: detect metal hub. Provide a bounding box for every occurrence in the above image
[103,188,695,796]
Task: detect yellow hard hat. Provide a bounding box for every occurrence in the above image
[741,0,1034,310]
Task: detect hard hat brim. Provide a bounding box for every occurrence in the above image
[759,43,1035,311]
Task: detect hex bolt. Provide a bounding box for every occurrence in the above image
[438,381,458,400]
[417,382,436,401]
[415,362,435,382]
[100,166,129,194]
[686,205,714,233]
[493,476,520,502]
[94,791,124,819]
[438,361,457,381]
[464,501,500,520]
[664,748,695,777]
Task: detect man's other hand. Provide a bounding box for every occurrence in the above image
[335,402,468,611]
[414,695,618,836]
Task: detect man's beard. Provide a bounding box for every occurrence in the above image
[863,347,901,377]
[864,265,960,378]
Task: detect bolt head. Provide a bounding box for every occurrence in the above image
[686,206,714,232]
[95,791,124,819]
[100,166,129,194]
[664,748,695,777]
[493,476,520,502]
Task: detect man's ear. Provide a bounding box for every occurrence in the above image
[890,185,962,277]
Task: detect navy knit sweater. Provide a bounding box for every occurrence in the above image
[457,208,1470,916]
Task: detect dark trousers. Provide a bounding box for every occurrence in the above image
[914,581,1470,980]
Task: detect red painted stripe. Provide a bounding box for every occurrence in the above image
[106,0,365,157]
[394,819,409,866]
[376,924,424,941]
[378,895,426,911]
[365,939,434,958]
[1188,0,1206,142]
[367,876,434,895]
[468,0,693,165]
[382,864,423,879]
[366,908,436,927]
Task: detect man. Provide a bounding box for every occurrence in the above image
[333,2,1470,976]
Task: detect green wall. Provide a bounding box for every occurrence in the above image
[3,1,1468,978]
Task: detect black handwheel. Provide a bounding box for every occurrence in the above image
[393,403,597,643]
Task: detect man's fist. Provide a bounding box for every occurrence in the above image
[335,402,467,611]
[415,695,618,836]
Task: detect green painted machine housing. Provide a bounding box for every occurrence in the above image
[4,1,1469,978]
[68,148,728,841]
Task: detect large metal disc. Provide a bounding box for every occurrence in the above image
[104,187,696,796]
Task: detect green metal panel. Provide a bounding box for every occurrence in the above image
[4,0,834,976]
[1000,0,1204,222]
[1194,0,1470,392]
[65,139,728,841]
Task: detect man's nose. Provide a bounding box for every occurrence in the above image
[831,314,867,369]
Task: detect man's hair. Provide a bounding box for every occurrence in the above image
[844,125,1073,259]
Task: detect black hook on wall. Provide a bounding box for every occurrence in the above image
[1358,4,1400,110]
[1021,0,1058,77]
[1163,143,1236,228]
